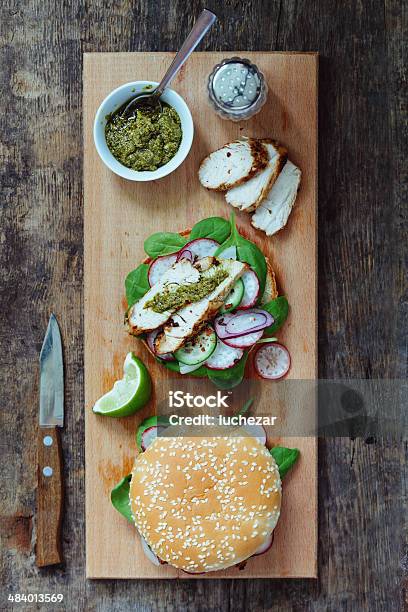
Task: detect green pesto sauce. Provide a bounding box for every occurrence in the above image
[105,104,182,172]
[145,269,229,313]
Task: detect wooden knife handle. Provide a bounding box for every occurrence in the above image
[36,426,63,566]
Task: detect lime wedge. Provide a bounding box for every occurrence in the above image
[93,353,152,417]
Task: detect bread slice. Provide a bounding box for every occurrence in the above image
[225,139,288,212]
[251,160,301,236]
[198,139,268,191]
[138,228,278,359]
[262,258,278,303]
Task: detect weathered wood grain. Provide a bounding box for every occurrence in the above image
[0,0,406,610]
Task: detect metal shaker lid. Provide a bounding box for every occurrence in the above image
[209,58,262,111]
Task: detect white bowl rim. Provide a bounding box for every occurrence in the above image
[93,81,194,182]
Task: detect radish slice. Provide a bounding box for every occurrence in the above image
[255,343,291,380]
[218,245,237,260]
[223,329,263,348]
[140,537,161,566]
[179,238,219,260]
[243,423,267,446]
[252,533,274,556]
[177,248,193,262]
[179,362,205,374]
[225,310,273,336]
[215,309,273,339]
[239,270,260,309]
[141,425,166,451]
[205,339,243,370]
[214,312,234,339]
[146,329,174,361]
[148,254,178,286]
[146,329,159,353]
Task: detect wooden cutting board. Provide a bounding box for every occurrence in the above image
[83,52,318,579]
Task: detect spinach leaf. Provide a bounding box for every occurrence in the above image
[190,217,231,244]
[144,232,188,258]
[262,296,289,335]
[215,213,267,298]
[214,213,236,257]
[236,240,267,298]
[270,447,300,479]
[125,264,150,307]
[207,352,249,389]
[111,474,133,523]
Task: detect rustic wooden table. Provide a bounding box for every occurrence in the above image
[0,1,406,610]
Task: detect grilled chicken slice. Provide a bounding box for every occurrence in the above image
[154,259,248,354]
[198,139,268,191]
[251,160,301,236]
[128,259,200,335]
[194,256,214,272]
[225,140,287,212]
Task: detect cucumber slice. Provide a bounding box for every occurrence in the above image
[174,326,217,365]
[179,362,205,374]
[220,278,244,314]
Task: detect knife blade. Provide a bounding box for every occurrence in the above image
[36,313,64,567]
[40,314,64,427]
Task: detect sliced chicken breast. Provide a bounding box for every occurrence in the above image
[225,140,288,212]
[154,259,248,354]
[128,260,200,335]
[198,139,268,191]
[194,256,214,272]
[251,160,301,236]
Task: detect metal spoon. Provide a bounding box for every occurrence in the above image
[120,9,217,118]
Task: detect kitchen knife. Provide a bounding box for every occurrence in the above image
[36,313,64,567]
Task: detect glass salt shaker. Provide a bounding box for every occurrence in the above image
[207,57,268,121]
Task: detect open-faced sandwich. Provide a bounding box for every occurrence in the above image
[199,138,301,236]
[111,421,299,574]
[125,214,290,389]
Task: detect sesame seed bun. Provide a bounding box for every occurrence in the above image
[130,430,281,573]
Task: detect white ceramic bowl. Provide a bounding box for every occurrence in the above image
[93,81,194,181]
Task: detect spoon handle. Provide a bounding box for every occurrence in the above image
[155,9,217,97]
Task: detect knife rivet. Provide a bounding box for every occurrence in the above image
[43,466,53,477]
[43,435,53,447]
